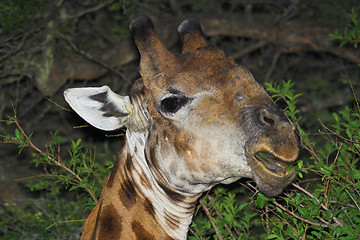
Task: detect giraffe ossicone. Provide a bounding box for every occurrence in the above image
[64,16,299,240]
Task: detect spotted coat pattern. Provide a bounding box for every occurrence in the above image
[64,16,299,240]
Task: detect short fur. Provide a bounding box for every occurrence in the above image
[64,16,299,240]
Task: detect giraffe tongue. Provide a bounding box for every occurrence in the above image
[254,152,287,174]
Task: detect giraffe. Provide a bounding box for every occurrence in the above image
[64,16,299,240]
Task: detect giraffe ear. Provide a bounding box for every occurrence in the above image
[64,86,134,131]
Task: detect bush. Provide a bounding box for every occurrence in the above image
[190,80,360,239]
[0,110,113,239]
[2,79,359,240]
[1,7,359,240]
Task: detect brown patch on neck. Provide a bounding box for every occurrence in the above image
[143,198,155,217]
[118,153,138,210]
[131,220,155,239]
[97,203,122,239]
[106,159,120,189]
[118,178,137,210]
[84,139,193,240]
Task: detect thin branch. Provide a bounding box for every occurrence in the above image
[344,188,360,211]
[263,206,270,235]
[292,183,343,226]
[207,196,236,240]
[188,227,202,239]
[264,52,281,83]
[199,199,224,240]
[45,219,85,230]
[268,206,304,240]
[283,192,333,226]
[58,33,126,79]
[229,40,267,60]
[296,124,321,162]
[9,117,98,204]
[271,200,323,227]
[319,120,360,155]
[61,0,115,21]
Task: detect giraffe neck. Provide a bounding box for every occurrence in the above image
[90,130,201,239]
[125,129,201,239]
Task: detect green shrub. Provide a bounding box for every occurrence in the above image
[0,111,112,239]
[1,7,359,240]
[329,7,360,48]
[2,77,359,239]
[190,78,360,239]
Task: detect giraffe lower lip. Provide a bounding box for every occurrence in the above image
[254,152,288,174]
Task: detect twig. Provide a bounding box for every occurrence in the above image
[264,52,281,83]
[245,182,259,195]
[271,200,323,227]
[304,150,359,190]
[0,29,31,64]
[188,227,202,239]
[58,33,125,79]
[284,192,333,226]
[344,188,360,211]
[292,183,343,226]
[199,199,224,240]
[238,181,256,194]
[327,201,355,208]
[267,206,304,240]
[324,144,342,205]
[229,40,267,60]
[296,124,321,162]
[61,0,115,21]
[45,219,85,230]
[34,203,59,231]
[262,207,270,235]
[9,117,98,204]
[207,196,236,240]
[319,120,360,155]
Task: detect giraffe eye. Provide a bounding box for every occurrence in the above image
[160,96,191,114]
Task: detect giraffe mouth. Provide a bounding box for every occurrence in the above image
[253,152,290,175]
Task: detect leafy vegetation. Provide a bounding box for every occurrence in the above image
[189,78,360,239]
[0,0,47,34]
[1,4,359,240]
[330,8,360,48]
[2,77,360,239]
[0,108,113,239]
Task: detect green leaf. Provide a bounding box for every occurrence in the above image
[15,129,21,140]
[254,193,268,208]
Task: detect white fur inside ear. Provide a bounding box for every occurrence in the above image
[64,86,133,131]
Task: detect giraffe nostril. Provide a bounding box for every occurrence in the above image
[263,115,275,126]
[259,109,277,127]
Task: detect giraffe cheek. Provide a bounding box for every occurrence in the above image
[174,130,196,158]
[185,150,193,161]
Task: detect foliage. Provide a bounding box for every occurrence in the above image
[1,4,359,240]
[190,79,360,239]
[330,8,360,48]
[260,83,360,239]
[0,0,47,34]
[0,111,113,239]
[190,185,259,240]
[265,80,303,125]
[190,11,360,235]
[1,199,83,239]
[2,77,360,239]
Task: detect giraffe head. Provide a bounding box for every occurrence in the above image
[64,16,299,197]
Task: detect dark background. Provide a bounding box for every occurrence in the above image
[0,0,359,236]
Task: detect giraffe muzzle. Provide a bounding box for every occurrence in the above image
[254,151,290,175]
